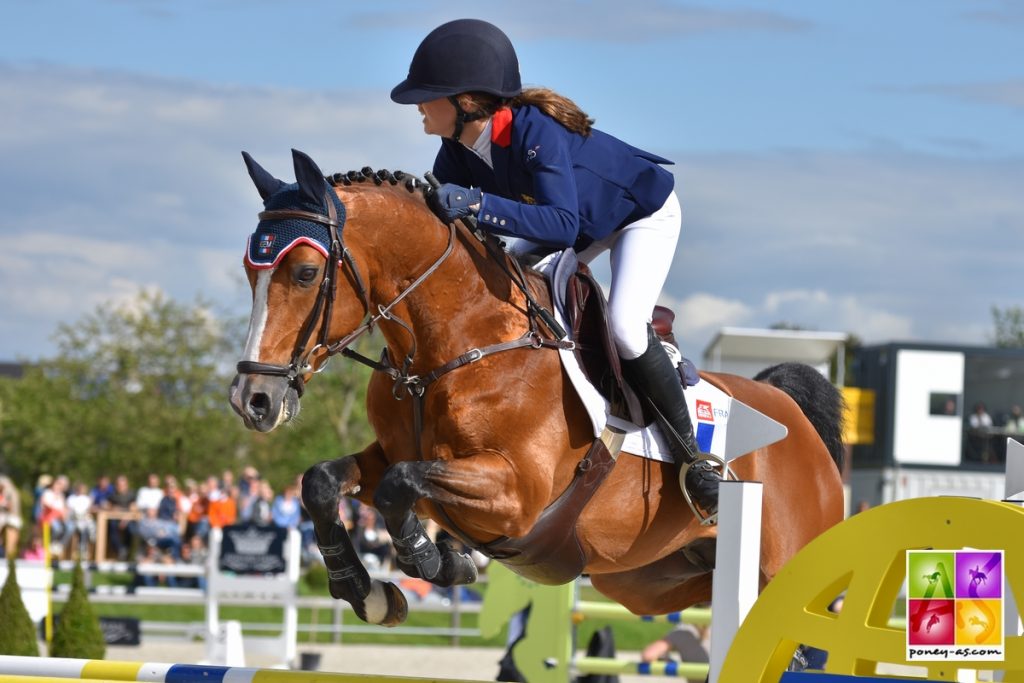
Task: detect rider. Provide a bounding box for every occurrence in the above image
[390,18,721,518]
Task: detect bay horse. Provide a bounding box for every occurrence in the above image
[229,149,845,627]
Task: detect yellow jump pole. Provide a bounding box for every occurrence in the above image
[43,520,53,644]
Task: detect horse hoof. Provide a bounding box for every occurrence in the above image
[443,549,479,586]
[376,581,409,627]
[351,580,409,626]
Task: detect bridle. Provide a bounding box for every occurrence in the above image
[236,177,572,457]
[235,186,457,397]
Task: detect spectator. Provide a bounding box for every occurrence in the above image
[272,484,302,529]
[239,466,260,496]
[208,484,238,529]
[39,475,71,555]
[135,473,164,514]
[0,475,23,558]
[220,469,236,494]
[137,506,181,556]
[249,481,274,526]
[90,475,114,509]
[136,543,179,588]
[157,480,181,523]
[185,479,210,541]
[1006,405,1024,433]
[295,473,317,561]
[156,479,183,549]
[176,477,194,521]
[182,534,209,591]
[238,467,262,521]
[354,505,391,571]
[967,402,996,462]
[21,530,46,561]
[104,474,137,561]
[65,482,97,561]
[640,622,710,683]
[32,474,53,525]
[969,402,994,429]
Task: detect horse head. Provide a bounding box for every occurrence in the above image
[229,149,463,433]
[230,149,374,432]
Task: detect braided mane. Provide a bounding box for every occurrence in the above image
[326,166,431,198]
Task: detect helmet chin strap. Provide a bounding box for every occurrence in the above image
[448,96,486,143]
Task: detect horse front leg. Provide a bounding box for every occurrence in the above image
[301,446,408,626]
[373,459,481,588]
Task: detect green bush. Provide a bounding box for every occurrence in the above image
[49,562,105,659]
[0,557,40,655]
[303,561,329,593]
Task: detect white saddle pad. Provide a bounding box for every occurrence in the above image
[533,249,787,464]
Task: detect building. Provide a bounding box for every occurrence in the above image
[702,327,849,384]
[848,341,1024,507]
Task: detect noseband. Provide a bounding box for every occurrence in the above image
[236,186,457,397]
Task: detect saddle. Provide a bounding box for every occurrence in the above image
[470,258,697,584]
[564,264,644,424]
[564,264,698,423]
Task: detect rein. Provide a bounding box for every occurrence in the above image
[237,175,573,425]
[236,185,456,396]
[238,169,613,562]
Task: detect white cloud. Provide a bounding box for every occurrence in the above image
[674,292,753,334]
[1,63,1022,364]
[889,79,1024,113]
[352,1,812,42]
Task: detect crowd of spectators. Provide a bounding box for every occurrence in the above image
[0,466,405,585]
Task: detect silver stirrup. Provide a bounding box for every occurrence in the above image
[678,452,735,527]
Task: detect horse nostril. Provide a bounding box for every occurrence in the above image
[248,392,271,422]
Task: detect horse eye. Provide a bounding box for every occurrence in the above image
[295,265,320,285]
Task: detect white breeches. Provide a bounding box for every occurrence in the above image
[577,190,682,359]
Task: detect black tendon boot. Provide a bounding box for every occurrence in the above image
[621,328,722,519]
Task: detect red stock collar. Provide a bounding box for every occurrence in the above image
[491,107,513,148]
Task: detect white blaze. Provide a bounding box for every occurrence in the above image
[242,269,273,362]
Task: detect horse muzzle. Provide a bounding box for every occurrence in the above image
[229,372,300,432]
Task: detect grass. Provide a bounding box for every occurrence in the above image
[50,569,675,650]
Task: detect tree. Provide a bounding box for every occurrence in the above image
[0,289,374,492]
[49,562,105,659]
[0,557,39,656]
[992,305,1024,348]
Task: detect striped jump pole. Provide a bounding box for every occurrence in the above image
[572,602,712,626]
[575,656,709,679]
[0,656,485,683]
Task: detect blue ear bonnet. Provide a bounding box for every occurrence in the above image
[246,184,347,268]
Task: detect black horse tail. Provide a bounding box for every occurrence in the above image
[753,362,845,472]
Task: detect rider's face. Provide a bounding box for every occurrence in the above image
[418,97,456,138]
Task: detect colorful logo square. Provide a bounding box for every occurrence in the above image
[956,551,1002,599]
[908,599,955,644]
[907,551,956,599]
[956,599,1002,646]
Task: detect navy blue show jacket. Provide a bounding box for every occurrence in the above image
[432,105,675,252]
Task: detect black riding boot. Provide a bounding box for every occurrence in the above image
[621,329,722,517]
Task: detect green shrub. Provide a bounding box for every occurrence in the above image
[303,561,329,593]
[49,562,105,659]
[0,557,40,655]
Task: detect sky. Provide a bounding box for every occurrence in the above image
[1,0,1022,364]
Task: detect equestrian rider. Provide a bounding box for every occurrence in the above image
[390,19,722,518]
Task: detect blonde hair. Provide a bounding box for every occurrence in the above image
[463,87,595,136]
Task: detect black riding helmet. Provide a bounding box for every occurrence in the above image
[391,19,522,141]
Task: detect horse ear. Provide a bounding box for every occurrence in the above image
[242,151,286,200]
[291,149,328,208]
